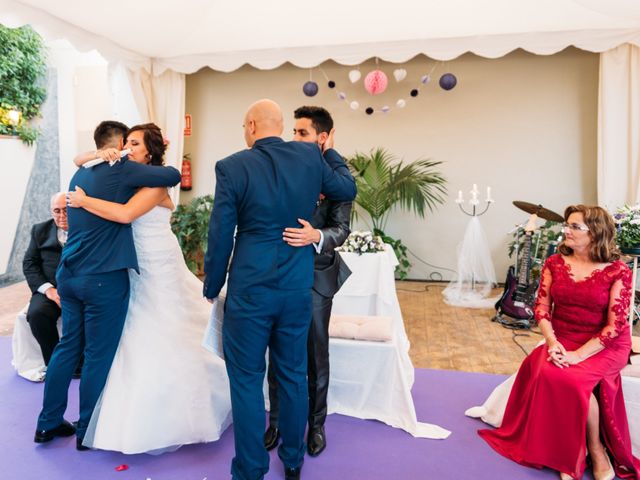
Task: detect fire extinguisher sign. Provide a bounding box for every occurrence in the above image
[184,114,192,137]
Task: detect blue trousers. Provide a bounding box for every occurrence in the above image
[224,289,312,480]
[37,268,129,439]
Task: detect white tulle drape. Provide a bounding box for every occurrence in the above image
[442,216,498,308]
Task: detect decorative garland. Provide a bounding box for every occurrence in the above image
[302,60,458,115]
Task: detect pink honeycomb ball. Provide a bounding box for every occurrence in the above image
[364,70,388,95]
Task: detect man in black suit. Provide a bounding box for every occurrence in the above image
[22,192,68,366]
[265,106,352,457]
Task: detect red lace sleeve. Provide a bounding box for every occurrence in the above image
[534,259,553,324]
[597,262,632,347]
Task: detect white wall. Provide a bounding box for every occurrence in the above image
[0,139,35,273]
[183,48,599,281]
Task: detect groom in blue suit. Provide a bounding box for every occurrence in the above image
[34,121,181,448]
[204,99,356,480]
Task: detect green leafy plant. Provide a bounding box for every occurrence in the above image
[346,148,447,279]
[171,195,213,276]
[508,220,563,279]
[0,24,47,145]
[375,230,411,279]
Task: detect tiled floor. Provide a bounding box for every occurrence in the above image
[397,282,542,374]
[1,280,637,374]
[0,281,30,336]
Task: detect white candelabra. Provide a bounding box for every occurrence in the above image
[442,184,498,306]
[455,183,494,216]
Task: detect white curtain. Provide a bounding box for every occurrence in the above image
[109,64,186,204]
[149,68,186,195]
[597,43,640,209]
[108,62,145,126]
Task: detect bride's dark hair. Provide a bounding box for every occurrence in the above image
[126,123,166,166]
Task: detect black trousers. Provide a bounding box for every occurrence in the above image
[26,293,61,365]
[268,290,333,430]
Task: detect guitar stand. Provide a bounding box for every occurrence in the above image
[492,312,533,330]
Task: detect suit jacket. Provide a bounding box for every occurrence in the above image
[60,159,181,276]
[23,219,62,294]
[203,137,356,299]
[311,199,352,298]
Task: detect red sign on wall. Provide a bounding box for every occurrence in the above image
[184,114,192,137]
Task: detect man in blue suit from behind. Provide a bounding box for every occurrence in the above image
[203,99,356,480]
[34,121,181,449]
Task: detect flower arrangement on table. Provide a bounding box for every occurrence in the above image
[336,231,386,255]
[614,204,640,253]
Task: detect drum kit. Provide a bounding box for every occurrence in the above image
[512,201,564,260]
[510,201,564,277]
[511,201,564,223]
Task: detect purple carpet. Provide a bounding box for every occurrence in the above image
[1,337,569,480]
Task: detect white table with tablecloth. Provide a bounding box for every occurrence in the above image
[332,245,413,386]
[326,245,448,438]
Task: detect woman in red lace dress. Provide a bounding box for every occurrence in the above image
[479,205,640,480]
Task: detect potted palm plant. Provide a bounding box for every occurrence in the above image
[346,148,447,279]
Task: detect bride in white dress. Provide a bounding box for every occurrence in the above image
[68,123,231,454]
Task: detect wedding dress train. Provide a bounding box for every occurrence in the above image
[83,206,232,454]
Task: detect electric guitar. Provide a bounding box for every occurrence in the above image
[495,215,539,321]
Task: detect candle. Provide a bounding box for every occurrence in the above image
[486,186,492,202]
[472,183,478,193]
[456,190,463,204]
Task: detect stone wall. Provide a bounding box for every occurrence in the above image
[0,69,60,287]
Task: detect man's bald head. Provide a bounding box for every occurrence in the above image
[50,192,65,208]
[243,99,284,147]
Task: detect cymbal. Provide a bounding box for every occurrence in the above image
[512,201,564,223]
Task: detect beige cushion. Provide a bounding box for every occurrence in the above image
[329,314,393,342]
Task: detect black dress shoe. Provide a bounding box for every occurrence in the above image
[307,426,326,457]
[284,466,302,480]
[263,426,280,451]
[76,437,90,451]
[34,420,76,443]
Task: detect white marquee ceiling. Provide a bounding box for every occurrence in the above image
[1,0,640,73]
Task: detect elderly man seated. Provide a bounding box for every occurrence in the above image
[18,192,80,378]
